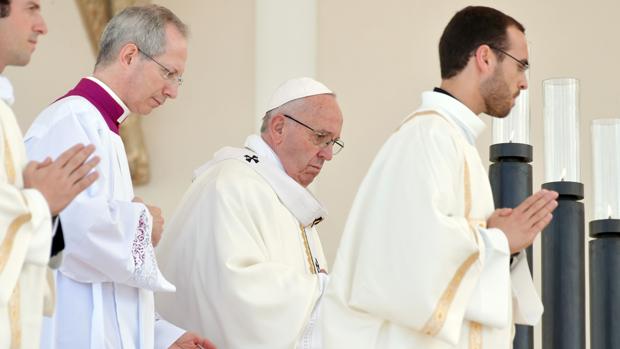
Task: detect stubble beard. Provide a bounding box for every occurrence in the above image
[481,67,514,118]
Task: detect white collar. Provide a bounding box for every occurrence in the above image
[194,136,327,227]
[0,75,15,106]
[86,76,131,123]
[420,91,486,145]
[244,134,285,171]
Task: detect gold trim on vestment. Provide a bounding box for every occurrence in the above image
[396,111,438,131]
[404,111,483,340]
[2,126,16,185]
[469,321,482,349]
[299,225,317,274]
[9,282,21,349]
[463,158,472,219]
[0,214,32,273]
[421,251,480,336]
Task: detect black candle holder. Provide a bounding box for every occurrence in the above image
[589,218,620,349]
[489,142,533,349]
[541,181,585,349]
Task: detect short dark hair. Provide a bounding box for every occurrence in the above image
[438,6,525,79]
[0,0,10,18]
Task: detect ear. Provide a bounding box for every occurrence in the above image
[118,43,140,68]
[474,44,494,75]
[269,113,286,145]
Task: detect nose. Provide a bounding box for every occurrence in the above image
[318,145,334,161]
[520,72,528,90]
[34,14,48,35]
[163,82,179,99]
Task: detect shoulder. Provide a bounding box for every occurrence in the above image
[196,159,273,194]
[393,111,460,153]
[26,96,104,140]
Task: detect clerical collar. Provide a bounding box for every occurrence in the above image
[244,134,285,171]
[421,90,485,145]
[433,87,458,101]
[0,75,15,106]
[58,77,130,134]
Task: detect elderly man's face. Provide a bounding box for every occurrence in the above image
[124,23,187,115]
[0,0,47,71]
[275,94,343,187]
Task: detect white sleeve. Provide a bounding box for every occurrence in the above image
[464,227,511,327]
[24,106,173,292]
[510,250,543,325]
[154,313,185,349]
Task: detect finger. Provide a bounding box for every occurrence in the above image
[68,171,99,197]
[69,156,100,183]
[133,196,144,203]
[529,213,554,235]
[61,145,96,173]
[521,190,558,219]
[36,157,52,169]
[527,199,558,228]
[53,144,86,168]
[497,208,513,217]
[25,160,39,172]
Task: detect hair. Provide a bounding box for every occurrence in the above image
[95,4,188,68]
[259,94,335,133]
[438,6,525,79]
[260,98,307,133]
[0,0,10,18]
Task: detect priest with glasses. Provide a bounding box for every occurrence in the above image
[156,77,344,349]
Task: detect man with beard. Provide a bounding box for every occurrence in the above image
[321,6,558,348]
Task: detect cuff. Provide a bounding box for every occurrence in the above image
[154,317,186,349]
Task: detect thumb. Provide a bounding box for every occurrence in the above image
[132,196,144,203]
[497,208,513,217]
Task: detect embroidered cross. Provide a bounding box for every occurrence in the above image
[244,155,259,163]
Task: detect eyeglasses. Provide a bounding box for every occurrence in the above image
[283,114,344,155]
[137,47,183,86]
[488,45,529,71]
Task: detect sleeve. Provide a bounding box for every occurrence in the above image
[154,313,185,349]
[343,119,488,345]
[24,107,172,292]
[0,114,51,306]
[510,250,543,325]
[463,227,511,327]
[196,164,322,348]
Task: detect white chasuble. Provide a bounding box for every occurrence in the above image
[156,135,328,349]
[321,91,542,349]
[0,77,53,349]
[24,77,183,349]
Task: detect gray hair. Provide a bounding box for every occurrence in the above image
[260,93,335,133]
[260,98,307,133]
[95,5,188,68]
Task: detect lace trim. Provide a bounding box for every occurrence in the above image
[130,209,158,288]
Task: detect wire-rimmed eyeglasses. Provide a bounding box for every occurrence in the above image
[283,114,344,155]
[137,47,184,86]
[487,45,529,71]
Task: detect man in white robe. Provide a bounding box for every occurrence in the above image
[156,77,344,349]
[321,6,559,349]
[23,5,214,349]
[0,1,100,348]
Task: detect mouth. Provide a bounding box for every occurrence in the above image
[309,164,322,172]
[151,97,163,106]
